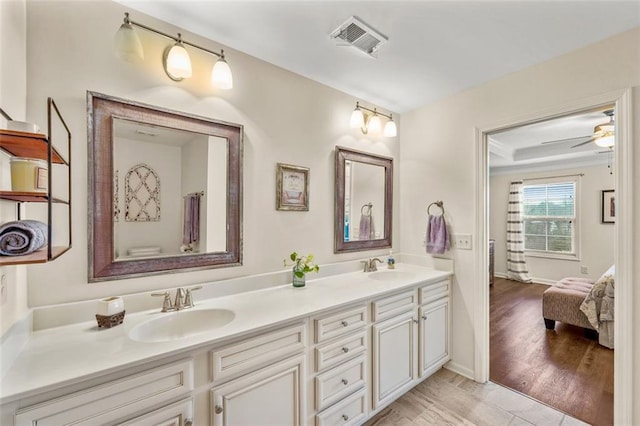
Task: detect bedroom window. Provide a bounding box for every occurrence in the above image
[522,177,579,259]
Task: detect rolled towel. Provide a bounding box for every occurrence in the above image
[0,220,48,256]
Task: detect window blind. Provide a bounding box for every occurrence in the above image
[522,182,575,253]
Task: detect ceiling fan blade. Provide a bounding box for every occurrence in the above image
[540,135,592,145]
[571,138,596,148]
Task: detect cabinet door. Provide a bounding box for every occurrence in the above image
[372,310,416,409]
[211,355,305,426]
[419,299,450,378]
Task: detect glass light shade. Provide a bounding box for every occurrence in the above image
[211,58,233,89]
[367,114,382,134]
[595,134,615,148]
[114,23,144,62]
[350,108,365,129]
[165,43,192,79]
[383,120,397,137]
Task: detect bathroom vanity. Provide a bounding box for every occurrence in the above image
[0,264,451,425]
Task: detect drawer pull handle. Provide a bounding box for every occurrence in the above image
[342,414,349,421]
[413,319,419,324]
[184,420,193,426]
[341,320,349,327]
[342,347,349,353]
[215,405,224,414]
[422,314,428,320]
[341,378,349,385]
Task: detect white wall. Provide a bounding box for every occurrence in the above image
[490,165,614,283]
[23,1,399,307]
[401,28,639,379]
[0,0,29,336]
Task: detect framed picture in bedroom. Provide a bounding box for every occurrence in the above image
[276,163,309,211]
[601,189,615,224]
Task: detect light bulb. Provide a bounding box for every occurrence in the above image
[350,108,365,129]
[165,36,192,80]
[384,119,397,137]
[367,114,382,134]
[595,135,615,148]
[212,57,233,89]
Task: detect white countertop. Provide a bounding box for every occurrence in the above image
[0,264,451,404]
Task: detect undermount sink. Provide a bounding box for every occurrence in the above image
[368,270,415,282]
[129,308,235,343]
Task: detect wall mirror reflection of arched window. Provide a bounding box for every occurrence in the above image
[125,163,161,222]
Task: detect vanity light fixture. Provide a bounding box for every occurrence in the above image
[114,12,233,89]
[350,102,397,137]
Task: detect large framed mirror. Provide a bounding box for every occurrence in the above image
[88,92,242,281]
[335,146,392,253]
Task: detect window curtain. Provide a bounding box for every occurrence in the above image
[507,181,532,283]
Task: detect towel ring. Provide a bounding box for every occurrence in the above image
[427,201,445,216]
[361,203,372,216]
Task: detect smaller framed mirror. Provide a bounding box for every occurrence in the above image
[335,146,393,253]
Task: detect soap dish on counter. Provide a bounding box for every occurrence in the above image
[96,311,125,328]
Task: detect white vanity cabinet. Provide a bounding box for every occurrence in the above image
[311,304,369,425]
[209,322,307,426]
[13,359,194,426]
[371,278,451,411]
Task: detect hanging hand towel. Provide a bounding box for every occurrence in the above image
[358,213,375,240]
[0,220,48,256]
[426,215,450,254]
[183,194,201,245]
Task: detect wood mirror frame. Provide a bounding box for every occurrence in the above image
[88,92,243,281]
[334,146,393,253]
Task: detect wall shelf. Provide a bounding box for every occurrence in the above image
[0,98,72,265]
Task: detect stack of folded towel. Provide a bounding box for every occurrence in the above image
[0,220,48,256]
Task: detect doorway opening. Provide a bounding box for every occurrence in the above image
[487,107,615,425]
[474,89,633,425]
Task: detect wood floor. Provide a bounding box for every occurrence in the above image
[490,277,614,426]
[365,368,587,426]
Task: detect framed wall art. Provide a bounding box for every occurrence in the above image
[276,163,309,211]
[601,189,615,224]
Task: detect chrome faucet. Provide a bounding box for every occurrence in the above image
[151,286,203,312]
[361,258,384,272]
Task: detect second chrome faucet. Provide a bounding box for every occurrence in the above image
[151,286,203,312]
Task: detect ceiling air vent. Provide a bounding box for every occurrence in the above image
[330,16,388,58]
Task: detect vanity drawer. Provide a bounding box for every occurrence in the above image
[210,322,306,382]
[315,355,366,411]
[314,305,366,343]
[419,279,449,305]
[315,388,367,426]
[315,330,367,372]
[371,290,417,322]
[15,359,193,426]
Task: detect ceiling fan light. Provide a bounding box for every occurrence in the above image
[595,134,615,148]
[350,108,365,129]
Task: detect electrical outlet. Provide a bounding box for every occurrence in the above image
[581,266,589,274]
[453,234,472,250]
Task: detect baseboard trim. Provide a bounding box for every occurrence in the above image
[495,273,554,286]
[444,361,475,381]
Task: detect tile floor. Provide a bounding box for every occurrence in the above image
[365,368,589,426]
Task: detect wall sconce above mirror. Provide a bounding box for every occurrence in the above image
[114,12,233,89]
[335,146,393,253]
[88,92,243,281]
[350,102,397,137]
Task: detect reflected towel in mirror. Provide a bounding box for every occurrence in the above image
[359,213,375,240]
[183,193,201,245]
[0,220,48,256]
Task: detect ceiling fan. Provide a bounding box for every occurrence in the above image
[540,109,615,148]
